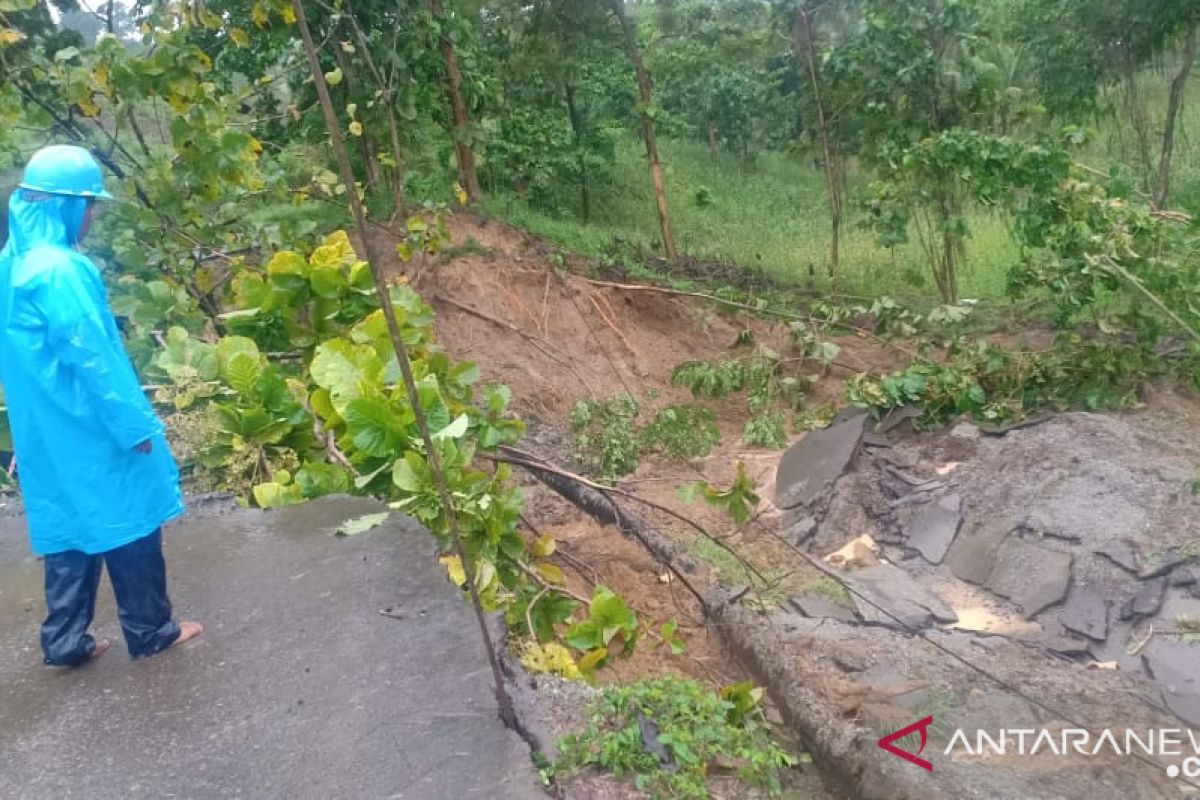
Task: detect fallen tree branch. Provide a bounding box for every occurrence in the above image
[589,293,639,359]
[492,445,769,586]
[495,449,708,608]
[1098,256,1200,345]
[578,276,921,361]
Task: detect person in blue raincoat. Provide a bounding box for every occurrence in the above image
[0,145,202,665]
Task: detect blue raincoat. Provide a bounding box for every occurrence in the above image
[0,190,183,555]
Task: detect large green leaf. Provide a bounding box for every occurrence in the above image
[266,250,309,278]
[392,451,428,493]
[252,481,304,509]
[224,352,263,398]
[310,339,382,412]
[216,336,260,375]
[432,413,469,441]
[310,265,346,299]
[343,397,408,458]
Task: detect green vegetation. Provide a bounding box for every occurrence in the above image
[570,395,723,480]
[554,676,796,799]
[486,136,1018,302]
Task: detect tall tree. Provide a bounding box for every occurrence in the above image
[1155,25,1198,208]
[793,2,842,278]
[1010,0,1200,206]
[430,0,482,203]
[608,0,676,260]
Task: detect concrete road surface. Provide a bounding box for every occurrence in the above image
[0,495,544,800]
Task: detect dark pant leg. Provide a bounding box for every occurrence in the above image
[104,529,180,658]
[41,549,103,666]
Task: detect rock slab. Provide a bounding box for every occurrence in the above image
[847,563,958,630]
[1059,586,1109,641]
[904,493,963,564]
[986,536,1073,618]
[1142,640,1200,727]
[775,410,866,509]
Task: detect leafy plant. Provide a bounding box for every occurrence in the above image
[571,395,642,480]
[565,586,640,678]
[742,413,787,449]
[639,405,721,462]
[845,335,1155,426]
[554,677,795,799]
[680,462,761,526]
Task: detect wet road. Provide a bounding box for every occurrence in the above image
[0,495,543,799]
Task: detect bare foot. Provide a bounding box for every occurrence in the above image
[88,638,111,661]
[172,621,203,648]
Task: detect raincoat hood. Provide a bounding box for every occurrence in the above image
[2,189,90,256]
[0,189,182,556]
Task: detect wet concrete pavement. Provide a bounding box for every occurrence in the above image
[0,496,545,800]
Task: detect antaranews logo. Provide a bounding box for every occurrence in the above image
[877,715,935,772]
[877,717,1200,779]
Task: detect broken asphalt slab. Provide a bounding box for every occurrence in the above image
[1142,639,1200,727]
[774,408,866,510]
[985,535,1073,619]
[903,493,962,564]
[0,496,544,800]
[1058,586,1109,641]
[846,563,958,630]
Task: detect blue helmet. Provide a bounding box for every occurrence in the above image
[18,145,114,199]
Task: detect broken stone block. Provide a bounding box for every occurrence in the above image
[789,594,859,623]
[782,509,817,544]
[1087,614,1144,674]
[1121,577,1168,620]
[847,563,958,630]
[986,537,1073,619]
[945,517,1016,585]
[1095,541,1139,574]
[949,422,981,440]
[904,493,963,565]
[1142,640,1200,727]
[774,410,867,510]
[1059,586,1109,641]
[1039,620,1093,658]
[876,405,922,435]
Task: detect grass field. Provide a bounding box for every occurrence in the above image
[483,70,1200,309]
[484,137,1018,304]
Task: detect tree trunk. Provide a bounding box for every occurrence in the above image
[564,82,591,222]
[386,104,407,215]
[1156,26,1199,209]
[429,0,482,204]
[707,120,717,157]
[794,5,841,279]
[1122,59,1155,195]
[332,37,383,191]
[609,0,677,260]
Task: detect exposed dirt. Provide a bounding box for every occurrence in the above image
[389,213,907,684]
[368,210,1200,799]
